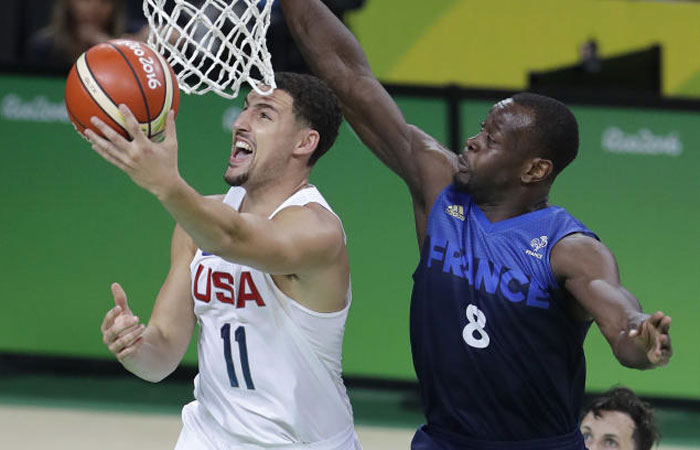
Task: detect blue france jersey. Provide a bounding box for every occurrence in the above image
[411,185,596,444]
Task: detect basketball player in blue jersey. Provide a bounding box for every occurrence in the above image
[280,1,673,449]
[86,73,362,449]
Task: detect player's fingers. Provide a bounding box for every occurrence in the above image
[105,314,140,344]
[110,282,132,314]
[164,109,177,145]
[659,315,672,334]
[648,311,665,327]
[105,321,140,351]
[653,346,671,367]
[100,306,122,335]
[86,129,132,172]
[660,333,672,354]
[118,104,148,143]
[90,116,131,149]
[113,313,140,333]
[109,326,145,355]
[116,336,143,361]
[109,324,145,355]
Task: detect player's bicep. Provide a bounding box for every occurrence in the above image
[339,75,457,191]
[339,74,412,170]
[552,234,642,343]
[220,205,344,276]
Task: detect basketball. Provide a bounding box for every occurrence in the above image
[65,39,180,142]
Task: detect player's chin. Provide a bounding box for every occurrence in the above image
[453,172,471,192]
[224,168,248,187]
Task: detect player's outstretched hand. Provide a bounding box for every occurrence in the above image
[85,105,181,199]
[629,311,672,368]
[101,282,145,363]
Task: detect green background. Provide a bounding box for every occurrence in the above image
[1,75,697,399]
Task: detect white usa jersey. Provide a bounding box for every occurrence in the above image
[185,185,359,449]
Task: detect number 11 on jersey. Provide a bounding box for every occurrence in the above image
[220,324,255,390]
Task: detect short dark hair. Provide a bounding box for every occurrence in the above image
[581,387,659,450]
[511,92,579,179]
[274,72,343,166]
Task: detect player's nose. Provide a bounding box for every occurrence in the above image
[232,109,250,132]
[465,135,479,153]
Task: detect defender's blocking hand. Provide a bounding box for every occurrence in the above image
[629,311,672,368]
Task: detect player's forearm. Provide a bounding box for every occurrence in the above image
[156,179,246,256]
[280,0,420,182]
[610,313,654,369]
[119,327,184,382]
[279,0,372,91]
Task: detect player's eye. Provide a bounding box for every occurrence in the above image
[604,438,619,448]
[260,112,271,120]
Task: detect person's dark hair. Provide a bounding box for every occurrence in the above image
[274,72,343,166]
[53,0,125,59]
[511,92,579,179]
[581,387,659,450]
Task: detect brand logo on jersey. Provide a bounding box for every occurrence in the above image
[525,236,548,260]
[192,264,266,308]
[445,204,465,221]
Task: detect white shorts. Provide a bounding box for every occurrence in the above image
[175,400,362,450]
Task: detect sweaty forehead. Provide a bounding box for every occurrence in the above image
[487,98,534,133]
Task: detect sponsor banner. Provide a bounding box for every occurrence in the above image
[601,126,682,156]
[1,93,69,123]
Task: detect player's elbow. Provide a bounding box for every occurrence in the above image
[140,372,169,383]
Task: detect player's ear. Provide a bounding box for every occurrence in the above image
[521,157,553,184]
[294,129,319,158]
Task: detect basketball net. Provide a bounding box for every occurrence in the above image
[142,0,276,99]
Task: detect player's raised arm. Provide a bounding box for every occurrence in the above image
[279,0,457,209]
[551,233,672,369]
[87,106,342,278]
[101,225,197,382]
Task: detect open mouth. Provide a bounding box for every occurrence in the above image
[231,139,253,164]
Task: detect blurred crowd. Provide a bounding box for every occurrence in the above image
[1,0,365,74]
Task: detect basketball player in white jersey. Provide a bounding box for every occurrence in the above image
[89,72,361,449]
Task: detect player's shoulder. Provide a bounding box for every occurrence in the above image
[274,202,342,233]
[554,232,606,253]
[551,233,616,279]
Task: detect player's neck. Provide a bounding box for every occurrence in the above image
[475,191,550,223]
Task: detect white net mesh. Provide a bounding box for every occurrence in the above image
[142,0,275,99]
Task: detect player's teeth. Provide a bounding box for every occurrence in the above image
[235,141,251,151]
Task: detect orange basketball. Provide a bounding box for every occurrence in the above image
[65,39,180,142]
